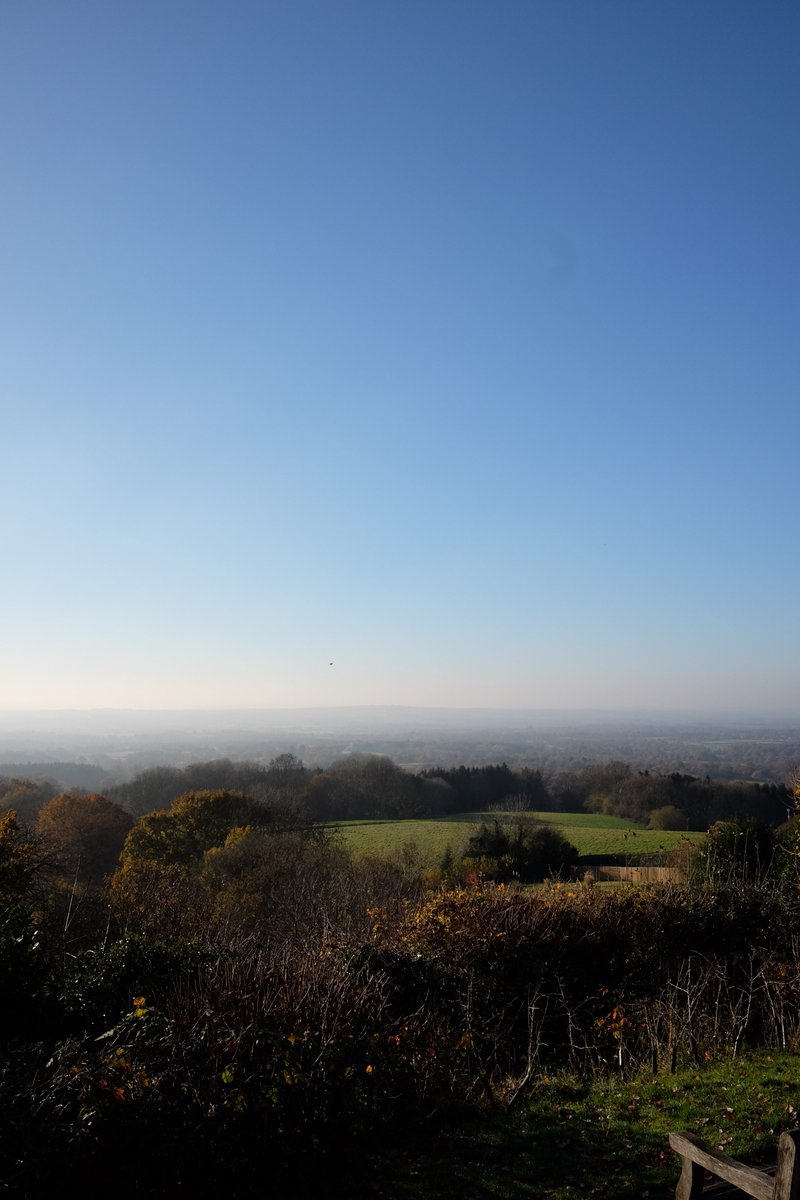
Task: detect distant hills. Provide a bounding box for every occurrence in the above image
[0,708,798,786]
[0,761,111,789]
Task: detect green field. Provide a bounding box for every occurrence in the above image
[330,811,704,866]
[359,1049,800,1200]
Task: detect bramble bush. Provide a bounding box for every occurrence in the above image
[366,875,800,1087]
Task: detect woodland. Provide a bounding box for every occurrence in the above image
[1,753,799,1196]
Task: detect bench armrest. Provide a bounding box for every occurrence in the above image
[669,1131,774,1200]
[669,1130,800,1200]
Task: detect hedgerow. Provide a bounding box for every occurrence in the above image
[3,806,800,1195]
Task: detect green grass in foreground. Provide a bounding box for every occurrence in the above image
[345,1050,800,1199]
[331,813,703,867]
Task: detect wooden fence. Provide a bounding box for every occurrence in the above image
[579,865,685,884]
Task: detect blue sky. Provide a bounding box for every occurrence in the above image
[1,1,798,712]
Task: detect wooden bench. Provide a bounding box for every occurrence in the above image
[669,1131,800,1200]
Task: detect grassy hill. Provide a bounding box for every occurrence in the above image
[331,811,704,867]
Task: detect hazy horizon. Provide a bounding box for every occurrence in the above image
[1,704,798,792]
[3,3,798,715]
[0,703,799,730]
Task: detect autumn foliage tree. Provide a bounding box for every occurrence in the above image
[36,793,133,884]
[0,776,56,826]
[112,790,325,941]
[119,789,311,869]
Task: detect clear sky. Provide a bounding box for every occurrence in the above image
[1,1,798,714]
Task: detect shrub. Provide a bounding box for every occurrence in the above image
[464,819,578,882]
[699,818,778,885]
[58,934,210,1032]
[648,804,687,831]
[0,902,52,1040]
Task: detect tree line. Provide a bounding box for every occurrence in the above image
[1,753,790,832]
[102,754,791,827]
